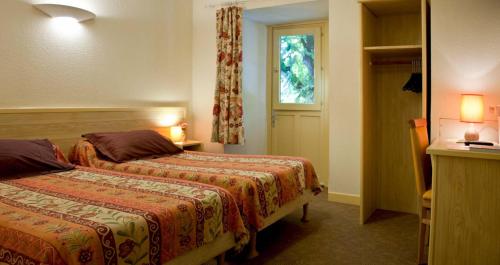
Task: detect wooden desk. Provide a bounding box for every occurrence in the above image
[427,140,500,265]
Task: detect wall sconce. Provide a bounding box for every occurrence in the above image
[34,4,96,23]
[460,94,484,142]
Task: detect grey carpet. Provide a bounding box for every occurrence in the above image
[227,193,418,265]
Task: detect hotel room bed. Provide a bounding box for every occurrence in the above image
[0,106,321,259]
[0,166,248,265]
[70,139,322,233]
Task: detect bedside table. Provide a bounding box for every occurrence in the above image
[175,140,203,151]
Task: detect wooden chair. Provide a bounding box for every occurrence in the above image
[409,119,432,264]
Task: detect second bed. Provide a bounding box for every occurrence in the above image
[70,137,322,256]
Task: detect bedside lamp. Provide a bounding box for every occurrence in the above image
[460,94,484,142]
[170,126,184,143]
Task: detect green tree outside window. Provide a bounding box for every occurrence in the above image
[279,34,315,104]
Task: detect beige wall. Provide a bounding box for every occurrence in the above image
[431,0,500,140]
[191,0,220,153]
[191,0,318,153]
[328,0,361,196]
[0,0,192,108]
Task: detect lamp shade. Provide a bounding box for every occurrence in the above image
[170,126,184,142]
[460,94,484,123]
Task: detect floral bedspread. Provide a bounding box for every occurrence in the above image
[0,167,247,265]
[70,140,322,230]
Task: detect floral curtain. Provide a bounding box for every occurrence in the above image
[211,6,245,145]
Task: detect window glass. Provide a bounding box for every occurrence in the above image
[279,34,315,104]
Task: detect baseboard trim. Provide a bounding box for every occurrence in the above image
[328,192,360,206]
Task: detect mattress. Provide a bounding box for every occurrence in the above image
[0,166,247,265]
[70,140,322,230]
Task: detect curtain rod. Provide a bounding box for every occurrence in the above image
[205,0,249,9]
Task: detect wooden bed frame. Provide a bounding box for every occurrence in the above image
[0,107,186,154]
[0,107,312,263]
[166,232,233,265]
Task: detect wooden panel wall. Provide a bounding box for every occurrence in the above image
[0,107,186,155]
[375,64,421,213]
[360,5,379,223]
[376,14,421,46]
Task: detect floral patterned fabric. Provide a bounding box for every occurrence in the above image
[211,6,245,144]
[70,140,322,230]
[0,167,248,265]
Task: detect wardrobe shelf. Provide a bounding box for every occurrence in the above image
[359,0,421,16]
[363,45,422,56]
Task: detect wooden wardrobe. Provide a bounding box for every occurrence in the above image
[360,0,430,223]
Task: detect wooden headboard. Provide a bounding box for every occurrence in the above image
[0,107,186,155]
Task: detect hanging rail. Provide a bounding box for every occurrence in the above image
[370,58,421,66]
[370,60,412,66]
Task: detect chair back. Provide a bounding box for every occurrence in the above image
[409,119,432,198]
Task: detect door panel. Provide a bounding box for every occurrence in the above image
[269,22,329,186]
[272,114,296,156]
[298,115,322,174]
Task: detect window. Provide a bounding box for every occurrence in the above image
[279,34,315,104]
[272,26,322,110]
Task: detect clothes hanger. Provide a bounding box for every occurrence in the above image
[403,58,422,93]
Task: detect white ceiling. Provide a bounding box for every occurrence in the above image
[244,0,329,25]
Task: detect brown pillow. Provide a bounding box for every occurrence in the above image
[0,139,75,178]
[82,130,183,162]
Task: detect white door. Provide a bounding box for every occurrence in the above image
[269,22,329,185]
